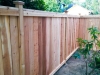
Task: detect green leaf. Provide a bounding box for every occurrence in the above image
[97,40,100,48]
[89,62,95,68]
[73,52,81,59]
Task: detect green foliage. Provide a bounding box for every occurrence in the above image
[95,56,100,68]
[45,0,72,12]
[88,27,100,40]
[77,38,93,58]
[0,0,48,11]
[24,0,48,10]
[0,0,14,7]
[0,0,72,12]
[72,0,100,15]
[75,26,100,75]
[45,0,59,12]
[81,0,100,15]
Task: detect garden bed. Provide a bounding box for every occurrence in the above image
[54,51,100,75]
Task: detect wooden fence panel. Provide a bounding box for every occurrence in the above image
[51,18,59,71]
[65,18,80,57]
[75,18,79,48]
[79,18,100,50]
[2,5,100,75]
[79,18,100,40]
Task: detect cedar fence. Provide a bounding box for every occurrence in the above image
[0,1,100,75]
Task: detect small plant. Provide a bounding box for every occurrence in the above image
[74,26,100,75]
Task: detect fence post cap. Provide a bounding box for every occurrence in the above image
[13,1,25,5]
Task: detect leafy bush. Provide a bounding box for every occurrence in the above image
[74,26,100,75]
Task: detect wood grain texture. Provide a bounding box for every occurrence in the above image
[24,17,30,75]
[55,18,60,68]
[42,17,46,75]
[65,18,68,58]
[60,18,65,63]
[18,5,25,75]
[1,16,12,75]
[33,17,39,75]
[45,18,51,75]
[28,17,34,75]
[0,16,4,75]
[10,16,19,75]
[1,10,100,75]
[38,17,43,75]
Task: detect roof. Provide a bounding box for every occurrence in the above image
[65,5,91,15]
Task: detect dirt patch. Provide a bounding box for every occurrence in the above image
[54,51,100,75]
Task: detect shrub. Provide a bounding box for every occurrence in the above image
[74,26,100,75]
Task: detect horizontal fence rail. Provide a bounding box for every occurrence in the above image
[0,1,100,75]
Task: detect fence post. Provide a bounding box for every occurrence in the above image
[13,1,25,75]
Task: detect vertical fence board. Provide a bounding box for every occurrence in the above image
[10,16,20,75]
[24,17,30,75]
[45,18,51,75]
[65,17,69,58]
[33,17,39,75]
[38,17,43,75]
[79,18,81,38]
[50,17,58,72]
[29,17,34,75]
[68,18,72,55]
[0,16,4,75]
[60,18,65,63]
[51,18,55,70]
[56,18,60,66]
[1,16,12,75]
[42,17,46,75]
[76,18,79,47]
[5,16,13,75]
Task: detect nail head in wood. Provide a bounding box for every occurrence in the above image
[13,1,25,5]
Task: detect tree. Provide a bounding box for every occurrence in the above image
[45,0,60,12]
[81,0,100,15]
[69,0,100,15]
[1,0,14,6]
[0,0,48,11]
[45,0,72,12]
[0,0,72,12]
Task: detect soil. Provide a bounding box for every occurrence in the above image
[54,51,100,75]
